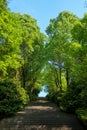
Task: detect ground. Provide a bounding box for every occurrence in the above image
[0,98,86,130]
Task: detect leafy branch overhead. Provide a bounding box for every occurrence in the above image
[0,1,87,125]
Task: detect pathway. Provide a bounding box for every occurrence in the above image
[0,98,86,130]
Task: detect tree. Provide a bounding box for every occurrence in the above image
[17,14,45,91]
[45,11,79,92]
[60,13,87,113]
[0,0,7,12]
[0,11,22,79]
[71,13,87,82]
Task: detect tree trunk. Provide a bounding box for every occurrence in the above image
[54,68,59,90]
[66,68,70,87]
[21,65,26,88]
[15,69,19,80]
[59,67,62,91]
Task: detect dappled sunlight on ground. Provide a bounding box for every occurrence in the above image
[0,98,85,130]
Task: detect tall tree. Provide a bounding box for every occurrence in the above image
[71,13,87,82]
[45,11,79,92]
[0,11,22,79]
[15,14,45,98]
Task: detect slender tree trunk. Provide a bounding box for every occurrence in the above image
[54,68,59,90]
[59,67,62,91]
[21,65,26,88]
[15,69,19,80]
[30,77,37,93]
[66,68,69,87]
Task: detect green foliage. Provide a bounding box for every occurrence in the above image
[47,91,65,106]
[28,92,38,101]
[0,79,29,115]
[0,0,7,11]
[0,5,45,106]
[45,10,87,116]
[76,108,87,126]
[0,11,22,77]
[45,11,79,93]
[27,80,42,101]
[60,80,87,113]
[0,2,87,119]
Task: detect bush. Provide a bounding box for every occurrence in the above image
[60,81,83,113]
[76,108,87,126]
[27,87,40,102]
[28,92,38,101]
[80,87,87,108]
[47,91,64,106]
[0,79,29,115]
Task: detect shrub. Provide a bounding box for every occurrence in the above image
[28,92,38,101]
[47,91,64,106]
[60,81,83,113]
[0,79,29,115]
[80,87,87,108]
[76,108,87,126]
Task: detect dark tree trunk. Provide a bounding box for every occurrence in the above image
[30,77,37,93]
[21,65,26,88]
[66,68,70,87]
[59,67,62,91]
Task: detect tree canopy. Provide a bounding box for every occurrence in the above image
[0,1,45,114]
[44,11,87,125]
[0,2,87,125]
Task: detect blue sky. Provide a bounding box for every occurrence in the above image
[8,0,87,33]
[38,86,48,97]
[8,0,87,97]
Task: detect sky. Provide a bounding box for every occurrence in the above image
[38,86,48,97]
[8,0,87,97]
[8,0,87,33]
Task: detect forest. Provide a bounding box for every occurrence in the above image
[0,0,87,126]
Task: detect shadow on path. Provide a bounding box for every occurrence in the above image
[0,98,86,130]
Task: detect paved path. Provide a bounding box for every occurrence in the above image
[0,98,85,130]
